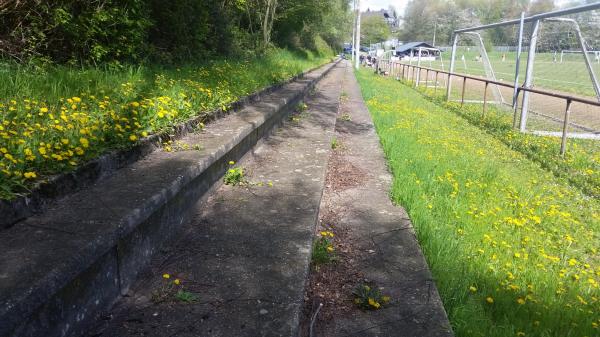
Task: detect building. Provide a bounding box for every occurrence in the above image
[393,42,440,61]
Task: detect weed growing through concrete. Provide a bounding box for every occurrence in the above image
[312,230,335,266]
[353,282,390,310]
[340,113,351,121]
[162,140,197,152]
[152,273,199,304]
[297,102,308,112]
[175,290,200,303]
[223,161,246,185]
[331,138,339,149]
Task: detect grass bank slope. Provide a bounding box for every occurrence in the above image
[355,69,599,337]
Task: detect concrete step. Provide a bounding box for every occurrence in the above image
[0,61,339,337]
[303,61,453,336]
[85,62,345,337]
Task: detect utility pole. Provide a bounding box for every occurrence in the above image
[354,0,361,70]
[433,20,437,47]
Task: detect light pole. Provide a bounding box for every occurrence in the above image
[351,0,357,61]
[354,0,361,70]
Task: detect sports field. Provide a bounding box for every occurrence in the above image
[419,50,600,99]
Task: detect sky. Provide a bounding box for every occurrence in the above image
[360,0,409,14]
[359,0,575,17]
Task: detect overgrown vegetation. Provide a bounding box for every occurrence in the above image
[356,69,599,337]
[406,81,599,199]
[0,0,352,64]
[0,50,330,199]
[0,1,352,199]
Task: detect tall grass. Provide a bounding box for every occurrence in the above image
[0,48,333,199]
[355,69,599,337]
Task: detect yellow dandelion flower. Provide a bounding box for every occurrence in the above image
[129,135,138,142]
[162,273,170,279]
[486,296,494,304]
[173,279,180,285]
[469,286,477,293]
[23,172,37,179]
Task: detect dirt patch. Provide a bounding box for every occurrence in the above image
[299,141,373,336]
[325,148,368,192]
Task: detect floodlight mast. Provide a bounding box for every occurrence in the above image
[354,0,361,70]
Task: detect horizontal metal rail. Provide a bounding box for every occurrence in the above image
[377,59,600,155]
[388,61,600,107]
[454,2,600,33]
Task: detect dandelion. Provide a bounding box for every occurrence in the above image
[486,296,494,304]
[174,279,180,285]
[23,172,37,179]
[469,286,477,293]
[517,297,526,305]
[368,298,381,309]
[229,161,235,165]
[162,273,170,279]
[129,135,138,142]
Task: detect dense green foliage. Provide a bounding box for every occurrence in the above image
[356,69,599,337]
[360,15,392,46]
[0,0,352,64]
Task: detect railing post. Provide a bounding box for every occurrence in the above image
[483,82,489,119]
[560,99,573,156]
[461,76,467,107]
[426,69,430,89]
[401,64,405,80]
[434,71,439,94]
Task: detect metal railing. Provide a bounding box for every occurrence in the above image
[377,59,600,156]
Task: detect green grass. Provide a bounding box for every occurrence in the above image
[355,68,600,337]
[0,48,333,199]
[410,85,600,199]
[421,50,600,98]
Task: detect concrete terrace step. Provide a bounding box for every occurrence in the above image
[0,60,339,337]
[307,61,453,336]
[86,61,344,337]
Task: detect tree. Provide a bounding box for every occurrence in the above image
[360,15,391,45]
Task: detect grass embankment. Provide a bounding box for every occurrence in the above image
[355,69,599,337]
[0,49,332,199]
[413,85,600,198]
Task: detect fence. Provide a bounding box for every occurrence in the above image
[376,59,600,156]
[376,3,600,155]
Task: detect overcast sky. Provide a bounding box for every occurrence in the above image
[360,0,409,14]
[359,0,575,17]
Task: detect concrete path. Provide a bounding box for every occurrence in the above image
[87,63,343,336]
[305,63,453,336]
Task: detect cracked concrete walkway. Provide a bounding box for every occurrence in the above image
[87,63,343,337]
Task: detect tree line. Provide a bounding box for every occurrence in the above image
[0,0,352,65]
[397,0,599,50]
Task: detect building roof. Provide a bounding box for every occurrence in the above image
[395,42,438,53]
